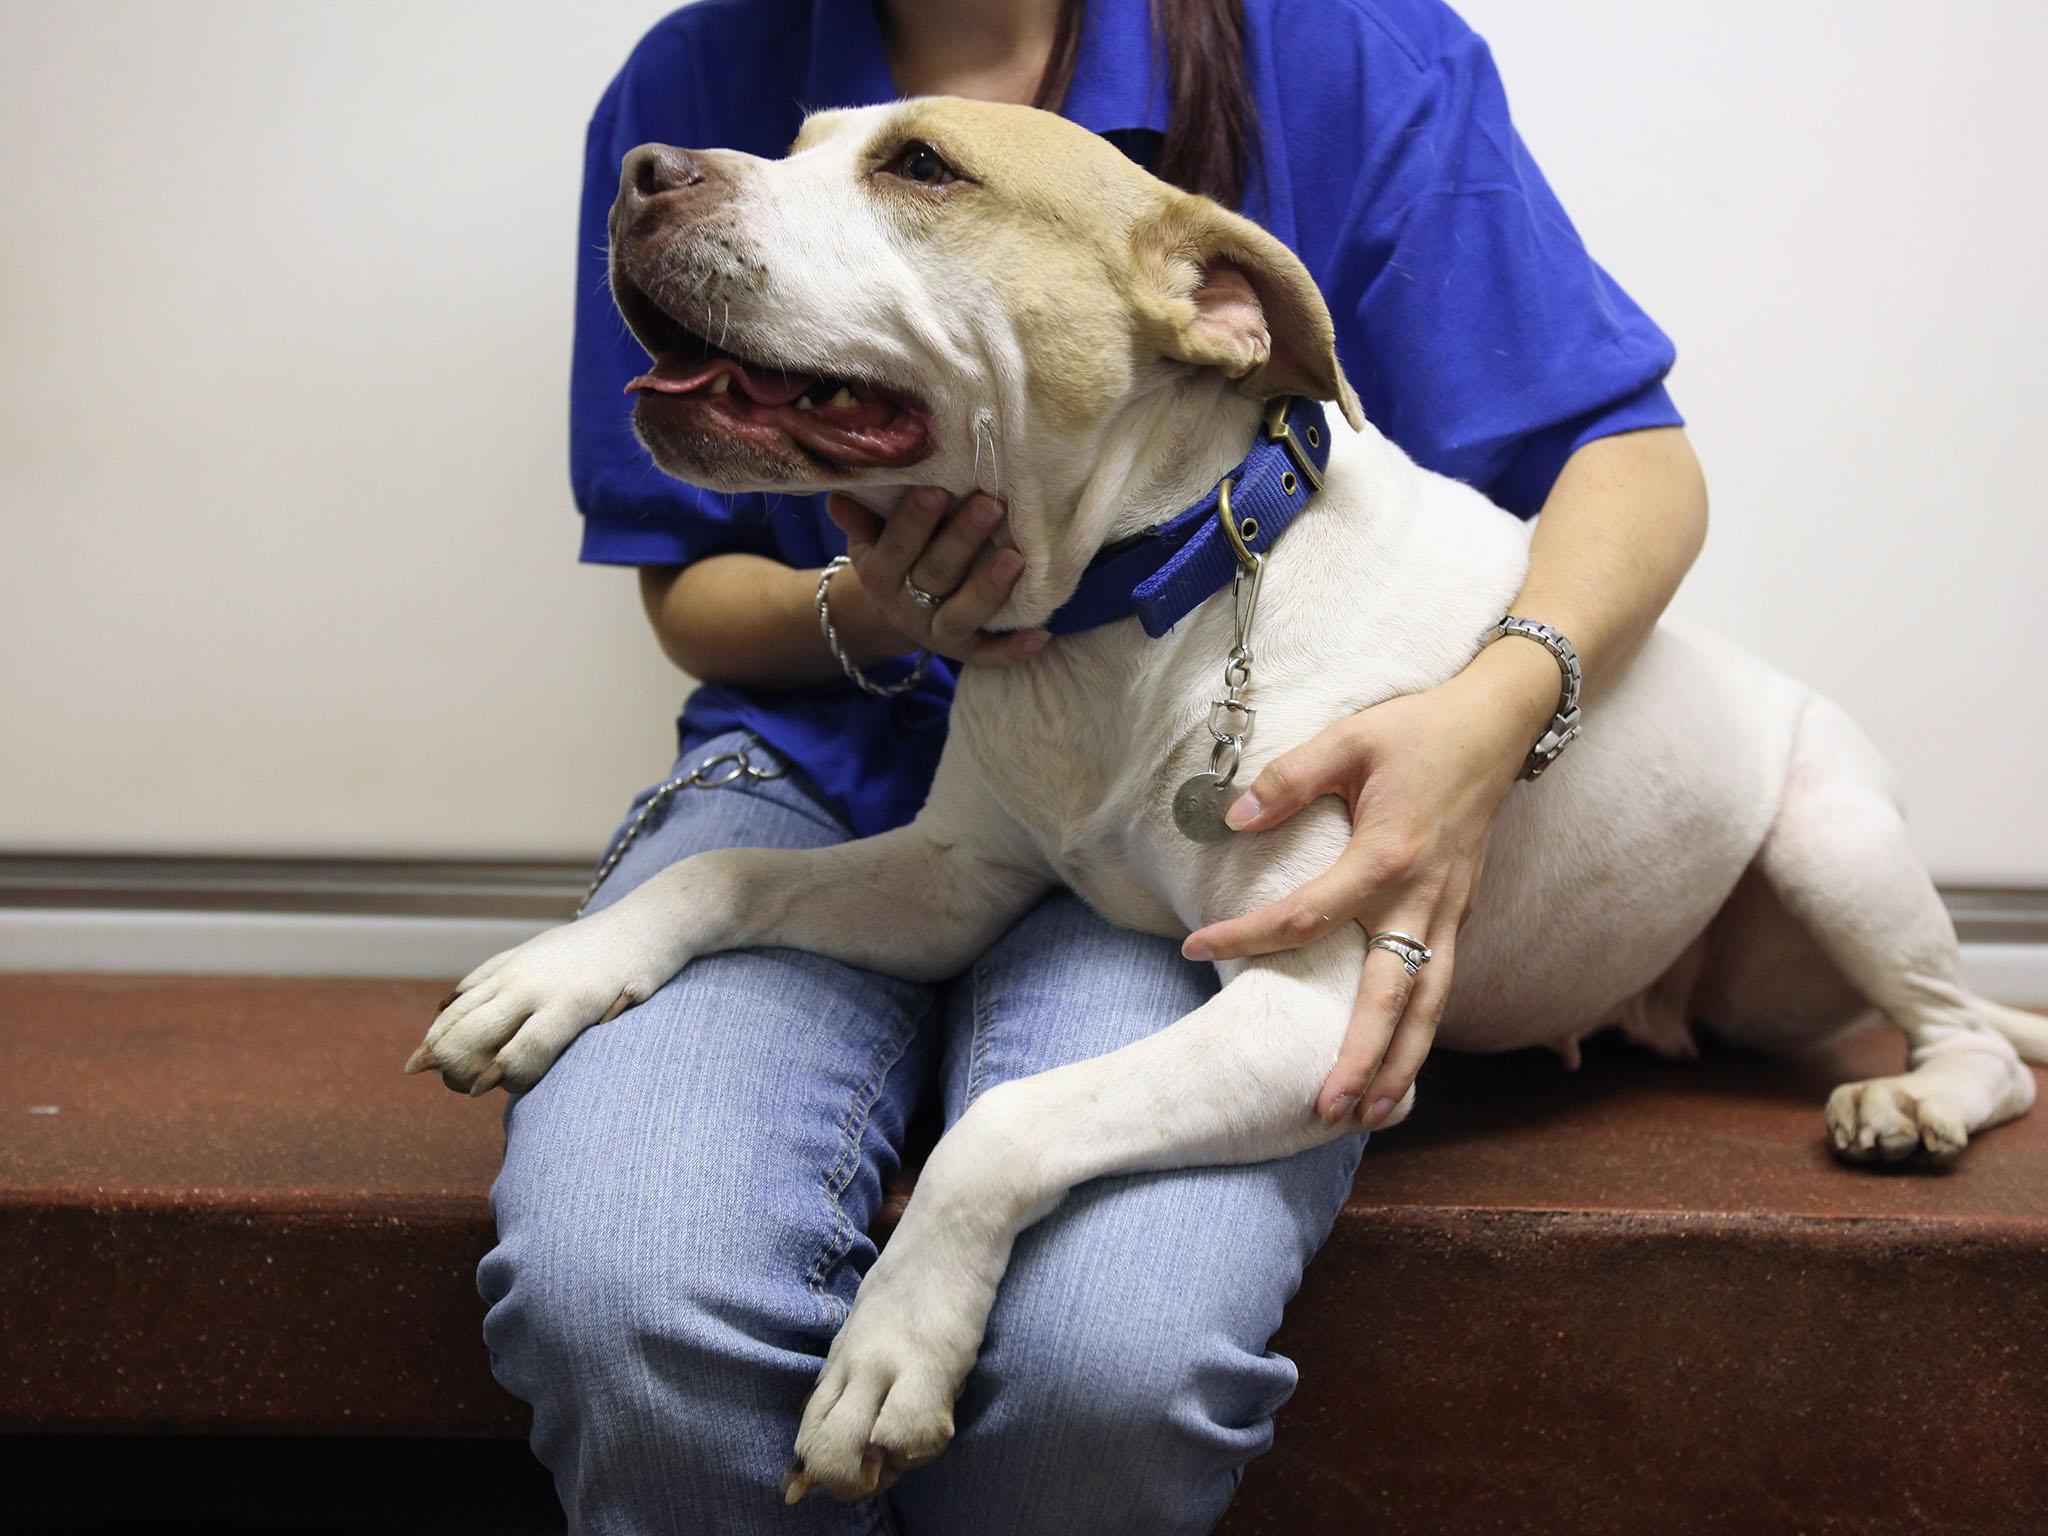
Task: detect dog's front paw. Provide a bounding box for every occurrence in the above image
[403,905,681,1094]
[1827,1075,1970,1163]
[782,1235,990,1503]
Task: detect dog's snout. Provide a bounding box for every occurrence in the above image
[619,143,710,211]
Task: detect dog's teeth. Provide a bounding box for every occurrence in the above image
[708,374,730,395]
[796,395,815,411]
[829,387,855,409]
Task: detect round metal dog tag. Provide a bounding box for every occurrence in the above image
[1172,773,1244,845]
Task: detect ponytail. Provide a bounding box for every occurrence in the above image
[1034,0,1261,208]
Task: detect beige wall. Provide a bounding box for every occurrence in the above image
[4,1,2044,881]
[1,0,683,862]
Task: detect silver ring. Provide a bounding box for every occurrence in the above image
[1366,930,1433,977]
[904,576,943,611]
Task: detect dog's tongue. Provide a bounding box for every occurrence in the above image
[627,353,815,406]
[730,366,815,406]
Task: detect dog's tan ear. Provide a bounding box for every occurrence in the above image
[1132,194,1365,430]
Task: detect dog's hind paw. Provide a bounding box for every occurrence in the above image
[1826,1075,1970,1163]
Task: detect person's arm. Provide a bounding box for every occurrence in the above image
[637,490,1050,688]
[1452,423,1708,721]
[1181,424,1708,1125]
[639,554,884,688]
[1173,11,1708,1129]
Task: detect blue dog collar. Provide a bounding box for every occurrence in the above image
[1046,397,1333,639]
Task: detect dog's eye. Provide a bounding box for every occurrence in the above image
[887,141,959,187]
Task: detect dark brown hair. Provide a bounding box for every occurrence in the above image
[1033,0,1260,208]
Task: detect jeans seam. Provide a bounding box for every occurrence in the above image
[965,950,997,1106]
[805,1007,920,1326]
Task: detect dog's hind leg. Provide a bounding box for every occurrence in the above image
[785,929,1362,1501]
[1740,693,2038,1162]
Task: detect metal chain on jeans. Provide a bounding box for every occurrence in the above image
[577,735,786,916]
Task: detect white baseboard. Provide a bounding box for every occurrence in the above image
[1,903,2043,1005]
[0,906,554,980]
[1954,943,2048,1008]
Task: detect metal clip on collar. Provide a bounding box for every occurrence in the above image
[1206,477,1266,787]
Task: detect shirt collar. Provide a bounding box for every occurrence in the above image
[804,0,1169,135]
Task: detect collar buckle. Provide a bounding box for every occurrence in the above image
[1263,397,1324,492]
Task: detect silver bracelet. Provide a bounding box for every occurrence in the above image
[815,555,931,697]
[1483,615,1583,780]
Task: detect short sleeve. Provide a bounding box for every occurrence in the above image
[1332,17,1683,516]
[569,42,779,567]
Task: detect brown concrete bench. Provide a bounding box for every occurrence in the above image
[4,972,2043,1532]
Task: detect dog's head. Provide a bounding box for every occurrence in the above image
[609,97,1362,620]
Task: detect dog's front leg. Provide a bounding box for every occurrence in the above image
[408,747,1051,1093]
[785,927,1364,1502]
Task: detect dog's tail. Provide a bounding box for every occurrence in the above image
[1978,997,2048,1065]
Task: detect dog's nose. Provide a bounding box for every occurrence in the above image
[619,143,708,210]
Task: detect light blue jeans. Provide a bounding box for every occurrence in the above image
[479,731,1368,1535]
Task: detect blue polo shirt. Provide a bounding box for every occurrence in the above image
[571,0,1684,836]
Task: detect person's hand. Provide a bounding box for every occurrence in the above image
[1180,647,1559,1128]
[825,489,1048,667]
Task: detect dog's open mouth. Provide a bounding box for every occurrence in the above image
[617,280,932,471]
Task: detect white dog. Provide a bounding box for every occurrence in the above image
[407,99,2044,1501]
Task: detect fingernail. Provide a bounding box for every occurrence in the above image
[1224,792,1262,830]
[1182,937,1213,962]
[1324,1092,1360,1126]
[1365,1096,1396,1126]
[909,486,948,516]
[1018,630,1049,654]
[966,497,1002,531]
[990,550,1023,585]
